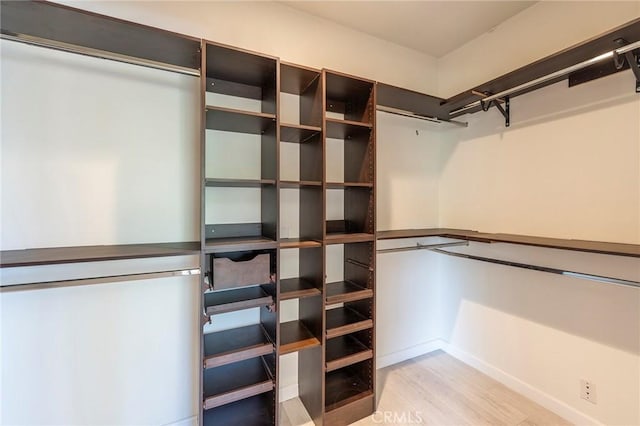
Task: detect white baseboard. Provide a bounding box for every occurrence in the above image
[440,341,602,426]
[376,339,443,369]
[161,415,197,426]
[280,383,299,402]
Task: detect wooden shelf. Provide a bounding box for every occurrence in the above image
[326,281,372,305]
[377,83,448,121]
[326,118,372,139]
[205,105,276,134]
[279,320,321,355]
[325,307,372,339]
[203,324,274,369]
[204,237,278,253]
[325,233,375,245]
[204,286,273,316]
[324,365,373,412]
[325,335,373,372]
[280,180,322,189]
[205,178,276,188]
[203,356,274,410]
[203,392,275,426]
[280,278,321,300]
[278,238,322,249]
[0,241,200,268]
[326,182,373,189]
[375,228,640,258]
[325,71,374,103]
[280,123,321,143]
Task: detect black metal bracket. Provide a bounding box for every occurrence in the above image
[613,39,640,93]
[480,94,510,127]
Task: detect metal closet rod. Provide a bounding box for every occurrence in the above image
[450,39,640,116]
[377,105,468,127]
[1,33,201,77]
[429,248,639,289]
[0,268,201,293]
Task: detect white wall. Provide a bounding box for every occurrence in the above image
[437,42,640,426]
[58,0,439,95]
[437,1,640,97]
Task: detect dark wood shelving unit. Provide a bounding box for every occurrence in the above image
[280,277,322,300]
[280,320,322,354]
[203,356,275,410]
[204,286,274,315]
[326,281,372,305]
[325,307,373,339]
[325,334,373,372]
[322,70,377,425]
[204,237,278,254]
[277,62,326,426]
[203,324,274,369]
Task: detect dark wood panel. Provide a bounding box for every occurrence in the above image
[324,392,375,426]
[280,277,322,300]
[324,364,373,412]
[278,238,322,249]
[376,83,448,120]
[202,391,275,426]
[325,307,372,339]
[298,346,324,425]
[205,41,277,87]
[281,62,321,95]
[375,228,640,257]
[206,78,262,100]
[204,286,273,315]
[204,324,274,369]
[205,106,276,134]
[205,178,276,188]
[204,237,278,253]
[326,281,372,305]
[0,241,200,268]
[280,123,322,143]
[325,118,372,139]
[325,70,375,103]
[279,320,321,355]
[203,356,274,410]
[0,1,200,69]
[325,334,373,372]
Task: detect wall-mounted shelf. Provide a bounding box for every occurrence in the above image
[280,180,322,188]
[205,178,276,188]
[376,228,640,258]
[325,334,373,372]
[205,106,276,134]
[280,277,322,300]
[0,242,200,268]
[280,123,322,143]
[202,393,275,426]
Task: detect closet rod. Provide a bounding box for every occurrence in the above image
[0,33,201,77]
[0,268,201,293]
[450,39,640,116]
[429,248,639,289]
[377,105,468,127]
[377,241,469,254]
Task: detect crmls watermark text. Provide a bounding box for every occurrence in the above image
[372,410,424,424]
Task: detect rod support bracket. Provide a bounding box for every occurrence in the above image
[480,94,510,127]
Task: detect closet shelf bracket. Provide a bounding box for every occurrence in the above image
[475,91,510,127]
[613,39,640,92]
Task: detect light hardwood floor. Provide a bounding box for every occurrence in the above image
[280,350,571,426]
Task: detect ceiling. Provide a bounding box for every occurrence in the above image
[282,1,537,58]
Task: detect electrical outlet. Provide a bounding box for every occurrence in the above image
[580,379,597,404]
